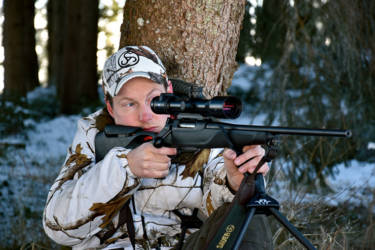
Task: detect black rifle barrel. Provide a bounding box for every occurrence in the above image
[209,123,352,138]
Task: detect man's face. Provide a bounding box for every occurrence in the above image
[107,77,170,133]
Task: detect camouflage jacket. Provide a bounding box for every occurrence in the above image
[43,108,235,249]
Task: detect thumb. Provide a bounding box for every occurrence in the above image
[223,148,238,174]
[223,148,236,161]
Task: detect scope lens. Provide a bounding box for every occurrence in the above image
[222,97,242,118]
[208,96,242,119]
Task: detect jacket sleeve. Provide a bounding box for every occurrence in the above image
[200,148,235,217]
[43,116,140,246]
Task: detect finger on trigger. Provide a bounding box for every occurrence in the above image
[157,147,177,155]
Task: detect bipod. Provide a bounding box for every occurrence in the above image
[206,139,317,250]
[233,173,317,250]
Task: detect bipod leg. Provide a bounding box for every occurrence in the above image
[268,208,316,250]
[232,207,256,250]
[232,174,279,250]
[251,175,316,250]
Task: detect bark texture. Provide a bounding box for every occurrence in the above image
[120,0,246,97]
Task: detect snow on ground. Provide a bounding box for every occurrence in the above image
[329,160,375,189]
[0,113,81,246]
[325,160,375,207]
[24,115,79,164]
[266,159,375,212]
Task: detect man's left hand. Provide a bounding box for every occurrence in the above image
[223,145,269,192]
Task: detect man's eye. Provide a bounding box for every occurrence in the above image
[122,102,134,108]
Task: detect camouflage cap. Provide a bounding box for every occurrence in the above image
[102,46,168,97]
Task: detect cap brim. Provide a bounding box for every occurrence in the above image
[113,72,155,96]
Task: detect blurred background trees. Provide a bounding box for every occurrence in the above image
[231,0,375,189]
[1,0,122,114]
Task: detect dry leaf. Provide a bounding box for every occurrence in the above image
[59,143,92,185]
[180,149,211,180]
[94,108,114,132]
[117,154,127,159]
[89,195,131,229]
[206,191,214,216]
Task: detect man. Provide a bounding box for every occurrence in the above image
[43,46,273,249]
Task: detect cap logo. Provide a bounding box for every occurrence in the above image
[102,46,168,97]
[118,51,139,68]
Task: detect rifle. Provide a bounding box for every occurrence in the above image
[95,93,351,250]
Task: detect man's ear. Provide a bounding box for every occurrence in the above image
[106,100,114,118]
[167,80,173,93]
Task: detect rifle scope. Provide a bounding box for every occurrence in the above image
[151,93,242,119]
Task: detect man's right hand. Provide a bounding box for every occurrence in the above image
[127,142,177,178]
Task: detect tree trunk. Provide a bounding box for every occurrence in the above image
[3,0,39,100]
[120,0,246,97]
[58,0,99,114]
[47,0,66,87]
[78,0,99,101]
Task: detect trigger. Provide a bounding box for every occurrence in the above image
[143,136,153,142]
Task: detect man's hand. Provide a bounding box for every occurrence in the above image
[223,145,269,192]
[127,142,177,178]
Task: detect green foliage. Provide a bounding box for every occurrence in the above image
[233,0,375,187]
[0,98,28,135]
[0,88,58,136]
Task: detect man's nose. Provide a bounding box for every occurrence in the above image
[139,103,153,122]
